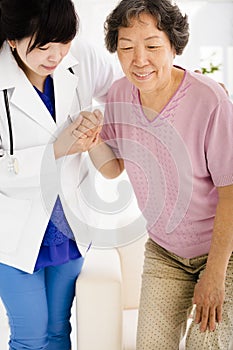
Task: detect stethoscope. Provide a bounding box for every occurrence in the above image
[2,89,19,174]
[1,70,82,175]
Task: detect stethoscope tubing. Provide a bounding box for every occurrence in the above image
[3,89,14,156]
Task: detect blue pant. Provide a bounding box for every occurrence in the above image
[0,257,84,350]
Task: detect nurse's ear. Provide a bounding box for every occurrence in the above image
[7,40,16,51]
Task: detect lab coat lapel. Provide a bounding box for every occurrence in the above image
[10,76,57,135]
[53,63,80,128]
[11,65,80,134]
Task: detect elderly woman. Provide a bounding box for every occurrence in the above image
[77,0,233,349]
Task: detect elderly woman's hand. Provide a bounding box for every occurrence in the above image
[71,109,103,150]
[53,113,101,159]
[74,109,103,139]
[193,269,225,333]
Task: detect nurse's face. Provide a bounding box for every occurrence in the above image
[8,37,71,86]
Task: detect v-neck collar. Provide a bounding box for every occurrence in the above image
[34,76,55,119]
[132,67,188,126]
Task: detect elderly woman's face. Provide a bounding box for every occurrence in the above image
[117,13,176,94]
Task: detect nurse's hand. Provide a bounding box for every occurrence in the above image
[74,109,103,139]
[71,109,103,151]
[53,115,98,159]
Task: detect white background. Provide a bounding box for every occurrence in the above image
[74,0,233,99]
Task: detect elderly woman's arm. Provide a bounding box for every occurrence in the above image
[193,184,233,332]
[88,137,124,179]
[73,110,125,179]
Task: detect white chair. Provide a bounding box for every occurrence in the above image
[75,234,192,350]
[75,234,147,350]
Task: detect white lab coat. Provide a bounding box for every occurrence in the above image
[0,38,120,273]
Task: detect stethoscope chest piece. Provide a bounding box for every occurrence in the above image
[7,156,19,175]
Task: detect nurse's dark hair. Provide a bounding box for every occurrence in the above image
[104,0,189,55]
[0,0,78,51]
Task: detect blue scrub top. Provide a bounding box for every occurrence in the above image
[33,76,81,271]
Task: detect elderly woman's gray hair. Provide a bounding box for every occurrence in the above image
[104,0,189,55]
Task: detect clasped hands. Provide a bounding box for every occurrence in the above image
[73,109,103,146]
[54,109,103,159]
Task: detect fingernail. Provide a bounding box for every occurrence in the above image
[94,109,101,116]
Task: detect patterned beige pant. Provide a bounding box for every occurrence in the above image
[136,238,233,350]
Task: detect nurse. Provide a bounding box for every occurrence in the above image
[0,0,117,349]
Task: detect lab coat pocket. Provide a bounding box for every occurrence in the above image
[0,193,31,253]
